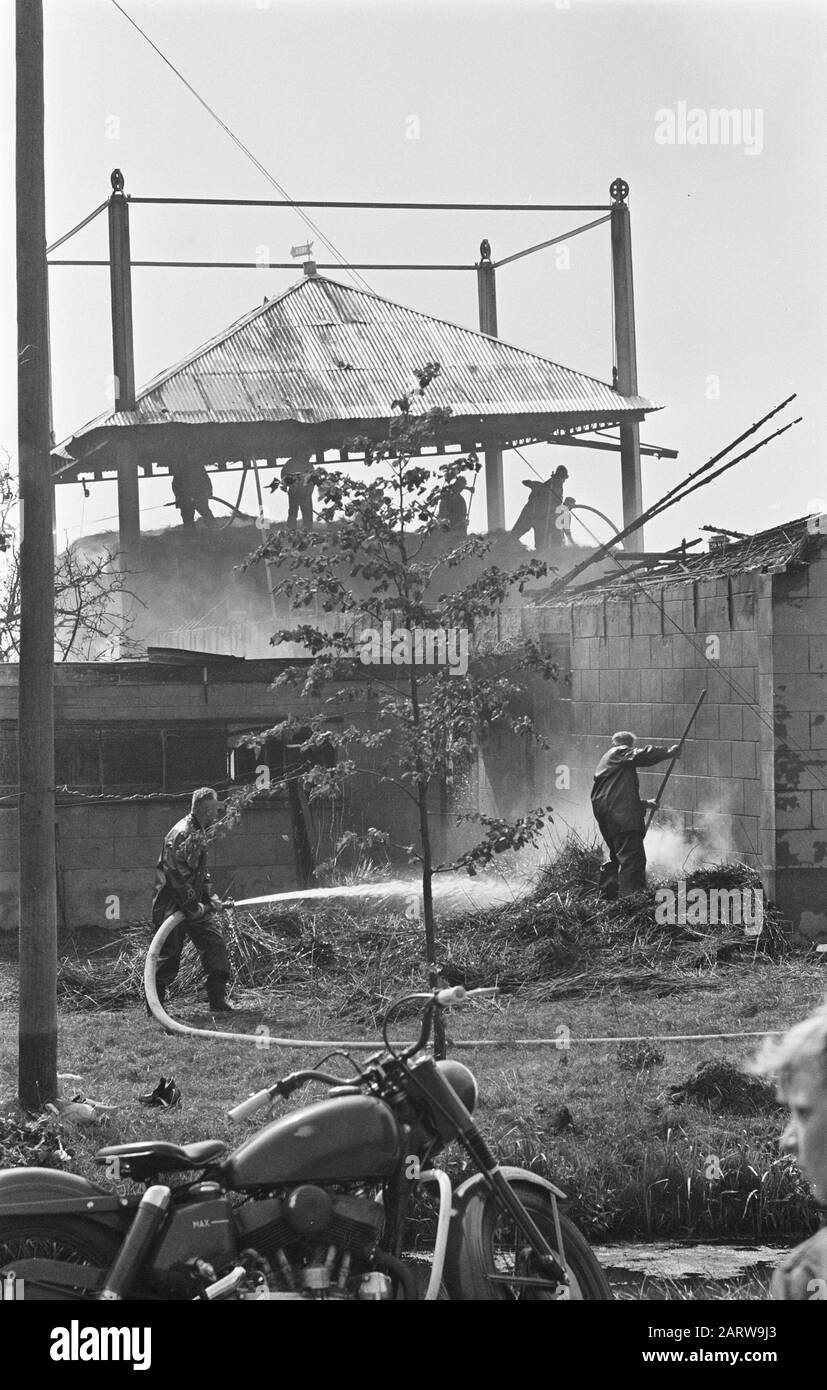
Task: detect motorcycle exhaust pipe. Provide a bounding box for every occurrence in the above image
[97,1185,172,1301]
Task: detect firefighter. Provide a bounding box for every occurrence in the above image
[283,453,316,529]
[437,475,469,534]
[591,731,680,899]
[171,461,215,527]
[149,787,235,1013]
[511,465,568,551]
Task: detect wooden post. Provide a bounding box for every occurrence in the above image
[610,178,643,552]
[16,0,57,1108]
[476,240,505,532]
[108,169,140,558]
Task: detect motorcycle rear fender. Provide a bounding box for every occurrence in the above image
[452,1167,567,1205]
[0,1168,134,1233]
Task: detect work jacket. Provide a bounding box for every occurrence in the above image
[152,813,214,927]
[590,744,674,836]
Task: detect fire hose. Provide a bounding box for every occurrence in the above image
[143,902,785,1049]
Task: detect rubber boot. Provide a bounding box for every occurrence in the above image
[207,979,235,1013]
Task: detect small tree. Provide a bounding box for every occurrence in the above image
[245,368,558,1054]
[0,457,141,661]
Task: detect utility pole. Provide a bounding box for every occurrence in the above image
[108,168,140,560]
[476,240,505,532]
[16,0,57,1108]
[610,178,644,552]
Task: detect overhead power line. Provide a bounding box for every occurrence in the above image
[109,0,374,293]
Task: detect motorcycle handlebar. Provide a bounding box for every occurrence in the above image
[227,1088,274,1124]
[227,1069,359,1123]
[435,986,467,1006]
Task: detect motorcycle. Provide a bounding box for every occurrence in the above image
[0,986,612,1300]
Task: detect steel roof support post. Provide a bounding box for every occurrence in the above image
[610,179,643,552]
[476,241,504,533]
[108,169,140,563]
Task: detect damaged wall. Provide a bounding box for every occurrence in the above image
[478,532,826,938]
[769,547,827,935]
[533,573,766,865]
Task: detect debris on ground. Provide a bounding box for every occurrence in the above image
[616,1041,665,1073]
[0,1113,74,1167]
[665,1059,783,1115]
[53,838,793,1019]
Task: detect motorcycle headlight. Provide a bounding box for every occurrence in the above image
[435,1059,478,1116]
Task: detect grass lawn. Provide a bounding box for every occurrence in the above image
[2,949,824,1258]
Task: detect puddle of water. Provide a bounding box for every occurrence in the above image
[592,1242,788,1280]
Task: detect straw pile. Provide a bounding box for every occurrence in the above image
[56,841,791,1016]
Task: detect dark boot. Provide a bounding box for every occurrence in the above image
[207,979,235,1013]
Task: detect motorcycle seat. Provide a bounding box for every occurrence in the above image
[95,1140,227,1179]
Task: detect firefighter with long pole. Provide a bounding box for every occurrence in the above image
[590,693,706,900]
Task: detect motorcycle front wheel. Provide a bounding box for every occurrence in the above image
[0,1217,121,1299]
[446,1187,613,1301]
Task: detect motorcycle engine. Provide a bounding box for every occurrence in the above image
[233,1187,391,1300]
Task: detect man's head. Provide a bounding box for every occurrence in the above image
[191,787,221,827]
[611,731,636,748]
[753,1000,827,1204]
[553,466,569,481]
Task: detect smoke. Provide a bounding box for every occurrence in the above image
[644,796,747,874]
[70,521,553,654]
[530,784,746,880]
[71,520,274,648]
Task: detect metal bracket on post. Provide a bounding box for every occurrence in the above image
[610,178,643,552]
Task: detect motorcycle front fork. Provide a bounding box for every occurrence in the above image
[460,1130,570,1288]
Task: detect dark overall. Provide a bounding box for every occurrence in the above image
[590,744,674,898]
[151,813,230,998]
[437,486,468,534]
[284,457,316,529]
[171,462,215,527]
[510,474,566,551]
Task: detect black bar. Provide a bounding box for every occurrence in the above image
[48,260,475,270]
[128,197,614,211]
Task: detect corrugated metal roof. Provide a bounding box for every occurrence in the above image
[532,515,821,604]
[59,274,661,447]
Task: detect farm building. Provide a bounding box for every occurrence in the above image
[0,514,824,938]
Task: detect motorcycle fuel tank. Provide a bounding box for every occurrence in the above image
[225,1095,402,1188]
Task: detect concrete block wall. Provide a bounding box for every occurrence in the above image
[0,661,389,932]
[770,546,827,934]
[528,570,768,869]
[0,799,296,932]
[0,662,332,728]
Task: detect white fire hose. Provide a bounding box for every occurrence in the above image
[145,911,382,1048]
[144,910,786,1049]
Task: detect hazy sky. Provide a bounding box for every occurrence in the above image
[2,0,825,552]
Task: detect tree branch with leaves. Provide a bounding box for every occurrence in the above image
[242,366,558,1054]
[0,456,143,661]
